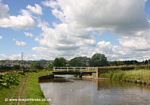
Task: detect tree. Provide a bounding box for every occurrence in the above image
[90,53,108,67]
[13,65,20,70]
[110,61,124,66]
[53,57,67,67]
[30,61,43,70]
[69,57,90,67]
[123,60,138,65]
[47,61,53,69]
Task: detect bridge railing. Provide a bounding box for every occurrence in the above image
[53,67,97,72]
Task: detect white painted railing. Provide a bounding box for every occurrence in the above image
[53,67,97,72]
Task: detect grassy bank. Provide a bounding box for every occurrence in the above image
[0,73,24,105]
[100,69,150,85]
[0,70,51,105]
[23,70,50,105]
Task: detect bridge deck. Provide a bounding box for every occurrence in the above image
[53,67,96,71]
[53,71,95,75]
[52,67,97,76]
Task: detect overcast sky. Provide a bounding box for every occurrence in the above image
[0,0,150,60]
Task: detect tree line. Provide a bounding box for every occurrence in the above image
[53,53,108,67]
[51,53,150,68]
[0,53,150,70]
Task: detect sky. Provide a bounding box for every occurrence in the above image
[0,0,150,61]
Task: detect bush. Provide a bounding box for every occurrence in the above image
[111,71,124,80]
[0,73,20,88]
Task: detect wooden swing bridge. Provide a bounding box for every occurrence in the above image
[52,67,100,78]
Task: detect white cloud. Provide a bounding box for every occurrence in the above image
[0,35,2,39]
[27,4,42,15]
[0,11,35,29]
[0,54,7,60]
[119,30,150,51]
[0,1,35,29]
[24,32,33,38]
[42,1,51,7]
[37,22,96,51]
[47,0,149,33]
[32,47,48,52]
[35,0,150,60]
[0,1,9,18]
[80,40,150,61]
[42,0,149,35]
[0,53,55,60]
[1,0,150,60]
[32,46,62,60]
[15,40,27,46]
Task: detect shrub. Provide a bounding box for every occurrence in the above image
[0,73,20,88]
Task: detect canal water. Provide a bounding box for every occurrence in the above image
[40,76,150,105]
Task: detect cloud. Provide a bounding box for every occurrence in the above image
[1,0,149,60]
[0,1,9,18]
[0,35,2,39]
[24,32,33,38]
[41,0,150,36]
[42,0,51,7]
[15,40,27,46]
[0,1,35,29]
[80,40,150,61]
[37,22,96,51]
[27,4,42,15]
[119,30,150,51]
[34,0,150,60]
[0,14,35,29]
[32,47,48,52]
[47,0,149,33]
[0,53,55,60]
[0,54,7,60]
[32,46,61,60]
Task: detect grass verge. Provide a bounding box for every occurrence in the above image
[100,69,150,85]
[0,73,24,105]
[0,70,51,105]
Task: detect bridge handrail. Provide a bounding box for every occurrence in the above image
[53,67,97,72]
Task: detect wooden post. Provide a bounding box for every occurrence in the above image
[87,67,89,72]
[53,67,55,71]
[96,67,99,79]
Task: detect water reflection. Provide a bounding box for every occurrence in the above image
[40,77,150,105]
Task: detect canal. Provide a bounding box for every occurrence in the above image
[40,76,150,105]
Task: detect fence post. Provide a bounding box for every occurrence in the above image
[74,67,75,71]
[53,67,55,71]
[96,67,99,79]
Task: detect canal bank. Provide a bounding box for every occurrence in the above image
[0,70,51,105]
[99,69,150,86]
